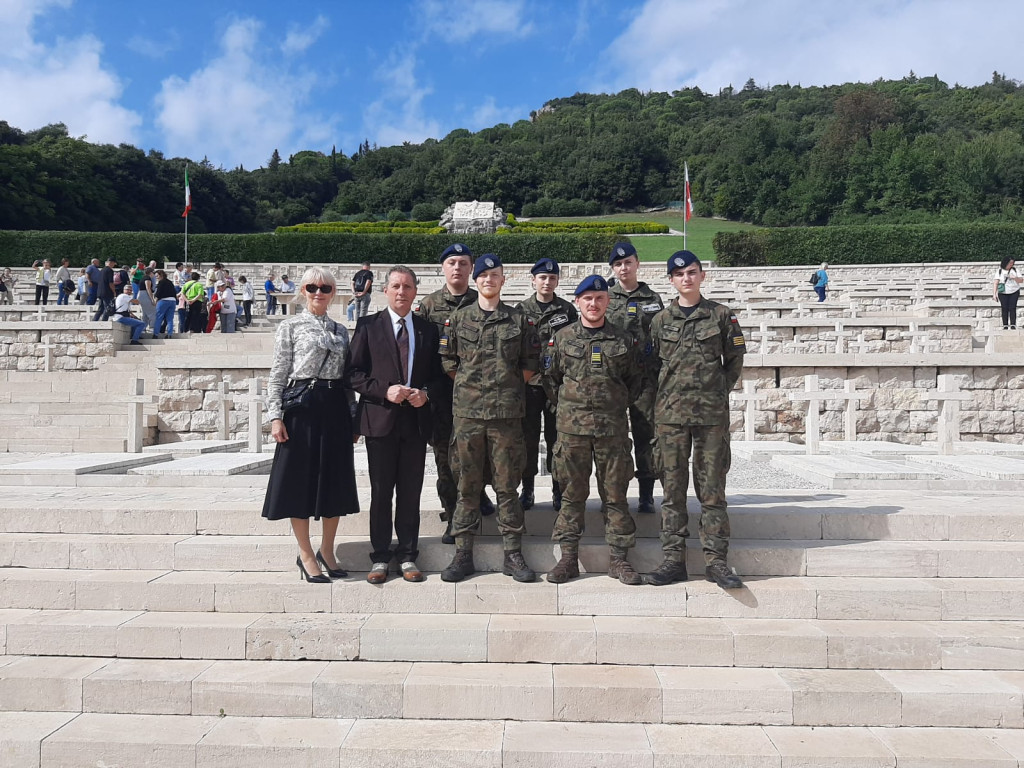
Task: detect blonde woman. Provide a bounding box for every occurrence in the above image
[262,267,359,582]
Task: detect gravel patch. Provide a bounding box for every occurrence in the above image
[725,457,826,490]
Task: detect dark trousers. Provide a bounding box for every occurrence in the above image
[34,285,49,305]
[522,385,556,482]
[366,408,427,564]
[242,300,253,326]
[93,296,115,321]
[999,290,1019,328]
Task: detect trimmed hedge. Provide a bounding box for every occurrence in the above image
[0,230,624,267]
[513,221,669,234]
[279,221,441,233]
[713,223,1024,266]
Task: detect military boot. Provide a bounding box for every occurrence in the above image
[551,481,562,511]
[643,559,688,586]
[607,548,642,585]
[441,516,455,546]
[546,548,580,584]
[706,560,744,590]
[440,549,475,582]
[637,478,656,514]
[519,477,535,511]
[502,549,536,582]
[479,491,496,517]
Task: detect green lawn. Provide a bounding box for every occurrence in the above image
[525,214,758,262]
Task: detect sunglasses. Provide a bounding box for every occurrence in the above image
[304,284,334,294]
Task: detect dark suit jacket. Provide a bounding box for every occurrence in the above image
[348,309,445,440]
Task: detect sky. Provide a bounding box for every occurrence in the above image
[2,0,1022,170]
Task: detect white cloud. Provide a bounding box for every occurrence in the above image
[601,0,1024,94]
[154,18,337,169]
[282,14,329,56]
[125,31,179,60]
[0,0,141,143]
[363,52,441,146]
[465,96,526,129]
[422,0,533,43]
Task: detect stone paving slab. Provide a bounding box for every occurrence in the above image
[142,439,247,456]
[907,453,1024,480]
[822,441,938,456]
[127,453,274,476]
[771,455,945,481]
[0,453,171,475]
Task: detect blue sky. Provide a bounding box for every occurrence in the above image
[3,0,1022,169]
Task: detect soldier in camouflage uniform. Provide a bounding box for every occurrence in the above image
[542,274,644,585]
[415,243,495,544]
[517,258,577,512]
[440,254,541,583]
[645,250,746,590]
[606,242,664,515]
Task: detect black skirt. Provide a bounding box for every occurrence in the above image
[262,383,360,520]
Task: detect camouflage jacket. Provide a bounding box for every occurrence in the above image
[415,285,478,407]
[542,321,643,437]
[441,300,541,420]
[607,281,664,379]
[517,293,578,388]
[650,296,746,426]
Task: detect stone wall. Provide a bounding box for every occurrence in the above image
[0,323,129,371]
[156,367,270,442]
[735,365,1024,445]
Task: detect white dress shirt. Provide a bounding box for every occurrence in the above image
[386,307,415,385]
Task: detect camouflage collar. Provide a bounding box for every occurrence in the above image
[670,295,710,320]
[443,285,477,307]
[610,280,654,299]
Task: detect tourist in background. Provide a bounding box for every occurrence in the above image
[238,275,254,327]
[173,262,189,290]
[995,256,1020,330]
[183,272,207,333]
[34,259,51,305]
[137,267,157,332]
[0,267,14,305]
[217,280,238,333]
[76,268,88,304]
[131,259,146,299]
[154,269,177,338]
[205,283,223,333]
[114,283,147,345]
[646,250,746,590]
[351,261,374,318]
[93,258,117,321]
[263,267,359,583]
[205,262,223,301]
[264,273,278,315]
[278,274,296,315]
[812,263,829,302]
[85,258,101,305]
[55,258,72,305]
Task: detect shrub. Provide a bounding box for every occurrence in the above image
[411,202,444,221]
[712,223,1024,266]
[386,209,409,222]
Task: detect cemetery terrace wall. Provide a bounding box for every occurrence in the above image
[0,323,129,371]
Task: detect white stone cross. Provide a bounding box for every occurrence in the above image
[788,374,869,454]
[231,378,265,453]
[731,380,773,441]
[847,331,873,356]
[749,321,779,354]
[840,381,871,441]
[823,321,857,354]
[37,340,57,372]
[921,374,972,455]
[901,322,938,354]
[34,305,46,322]
[216,380,234,441]
[791,302,812,319]
[846,300,860,319]
[974,320,999,354]
[124,378,156,453]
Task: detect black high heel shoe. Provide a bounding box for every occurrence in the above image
[297,556,331,583]
[316,550,348,579]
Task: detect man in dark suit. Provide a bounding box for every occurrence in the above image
[349,265,445,584]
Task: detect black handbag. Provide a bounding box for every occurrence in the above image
[281,348,332,413]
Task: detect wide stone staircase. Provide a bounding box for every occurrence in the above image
[1,452,1024,765]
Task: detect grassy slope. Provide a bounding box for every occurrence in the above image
[525,213,758,262]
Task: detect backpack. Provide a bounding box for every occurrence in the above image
[809,272,818,286]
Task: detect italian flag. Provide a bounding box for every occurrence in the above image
[181,169,192,218]
[684,162,694,222]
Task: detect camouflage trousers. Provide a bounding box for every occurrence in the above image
[552,434,636,550]
[451,416,526,550]
[628,382,657,480]
[430,408,458,518]
[522,385,557,481]
[656,423,731,565]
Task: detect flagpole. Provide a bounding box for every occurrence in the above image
[682,162,688,251]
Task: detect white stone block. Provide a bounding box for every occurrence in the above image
[763,725,895,767]
[339,718,504,768]
[881,669,1023,728]
[779,669,901,727]
[0,711,78,768]
[933,621,1024,670]
[818,619,941,669]
[553,664,661,723]
[686,578,816,620]
[0,655,109,711]
[503,721,653,768]
[594,616,733,666]
[118,612,257,659]
[813,577,942,620]
[870,726,1017,767]
[725,619,828,668]
[488,614,596,663]
[83,658,212,715]
[645,723,780,767]
[360,613,487,662]
[0,569,76,609]
[247,614,365,661]
[212,571,332,614]
[5,609,140,656]
[455,573,557,614]
[332,577,455,615]
[658,666,792,725]
[404,662,553,721]
[312,661,410,718]
[197,716,352,768]
[557,575,686,617]
[192,659,328,717]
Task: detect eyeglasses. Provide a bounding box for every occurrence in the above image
[304,284,334,294]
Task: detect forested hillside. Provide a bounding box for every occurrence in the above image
[3,72,1023,233]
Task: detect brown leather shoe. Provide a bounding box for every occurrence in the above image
[400,561,425,582]
[367,562,389,584]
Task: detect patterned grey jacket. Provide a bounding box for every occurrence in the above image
[266,312,354,421]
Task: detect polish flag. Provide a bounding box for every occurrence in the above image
[181,169,192,218]
[684,162,694,222]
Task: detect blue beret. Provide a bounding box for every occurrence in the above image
[667,250,701,274]
[531,258,559,276]
[440,243,472,262]
[608,242,637,265]
[574,274,609,295]
[472,253,502,280]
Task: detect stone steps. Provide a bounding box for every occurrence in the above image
[4,657,1024,730]
[2,531,1022,577]
[2,609,1022,669]
[1,569,1022,621]
[8,713,1024,768]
